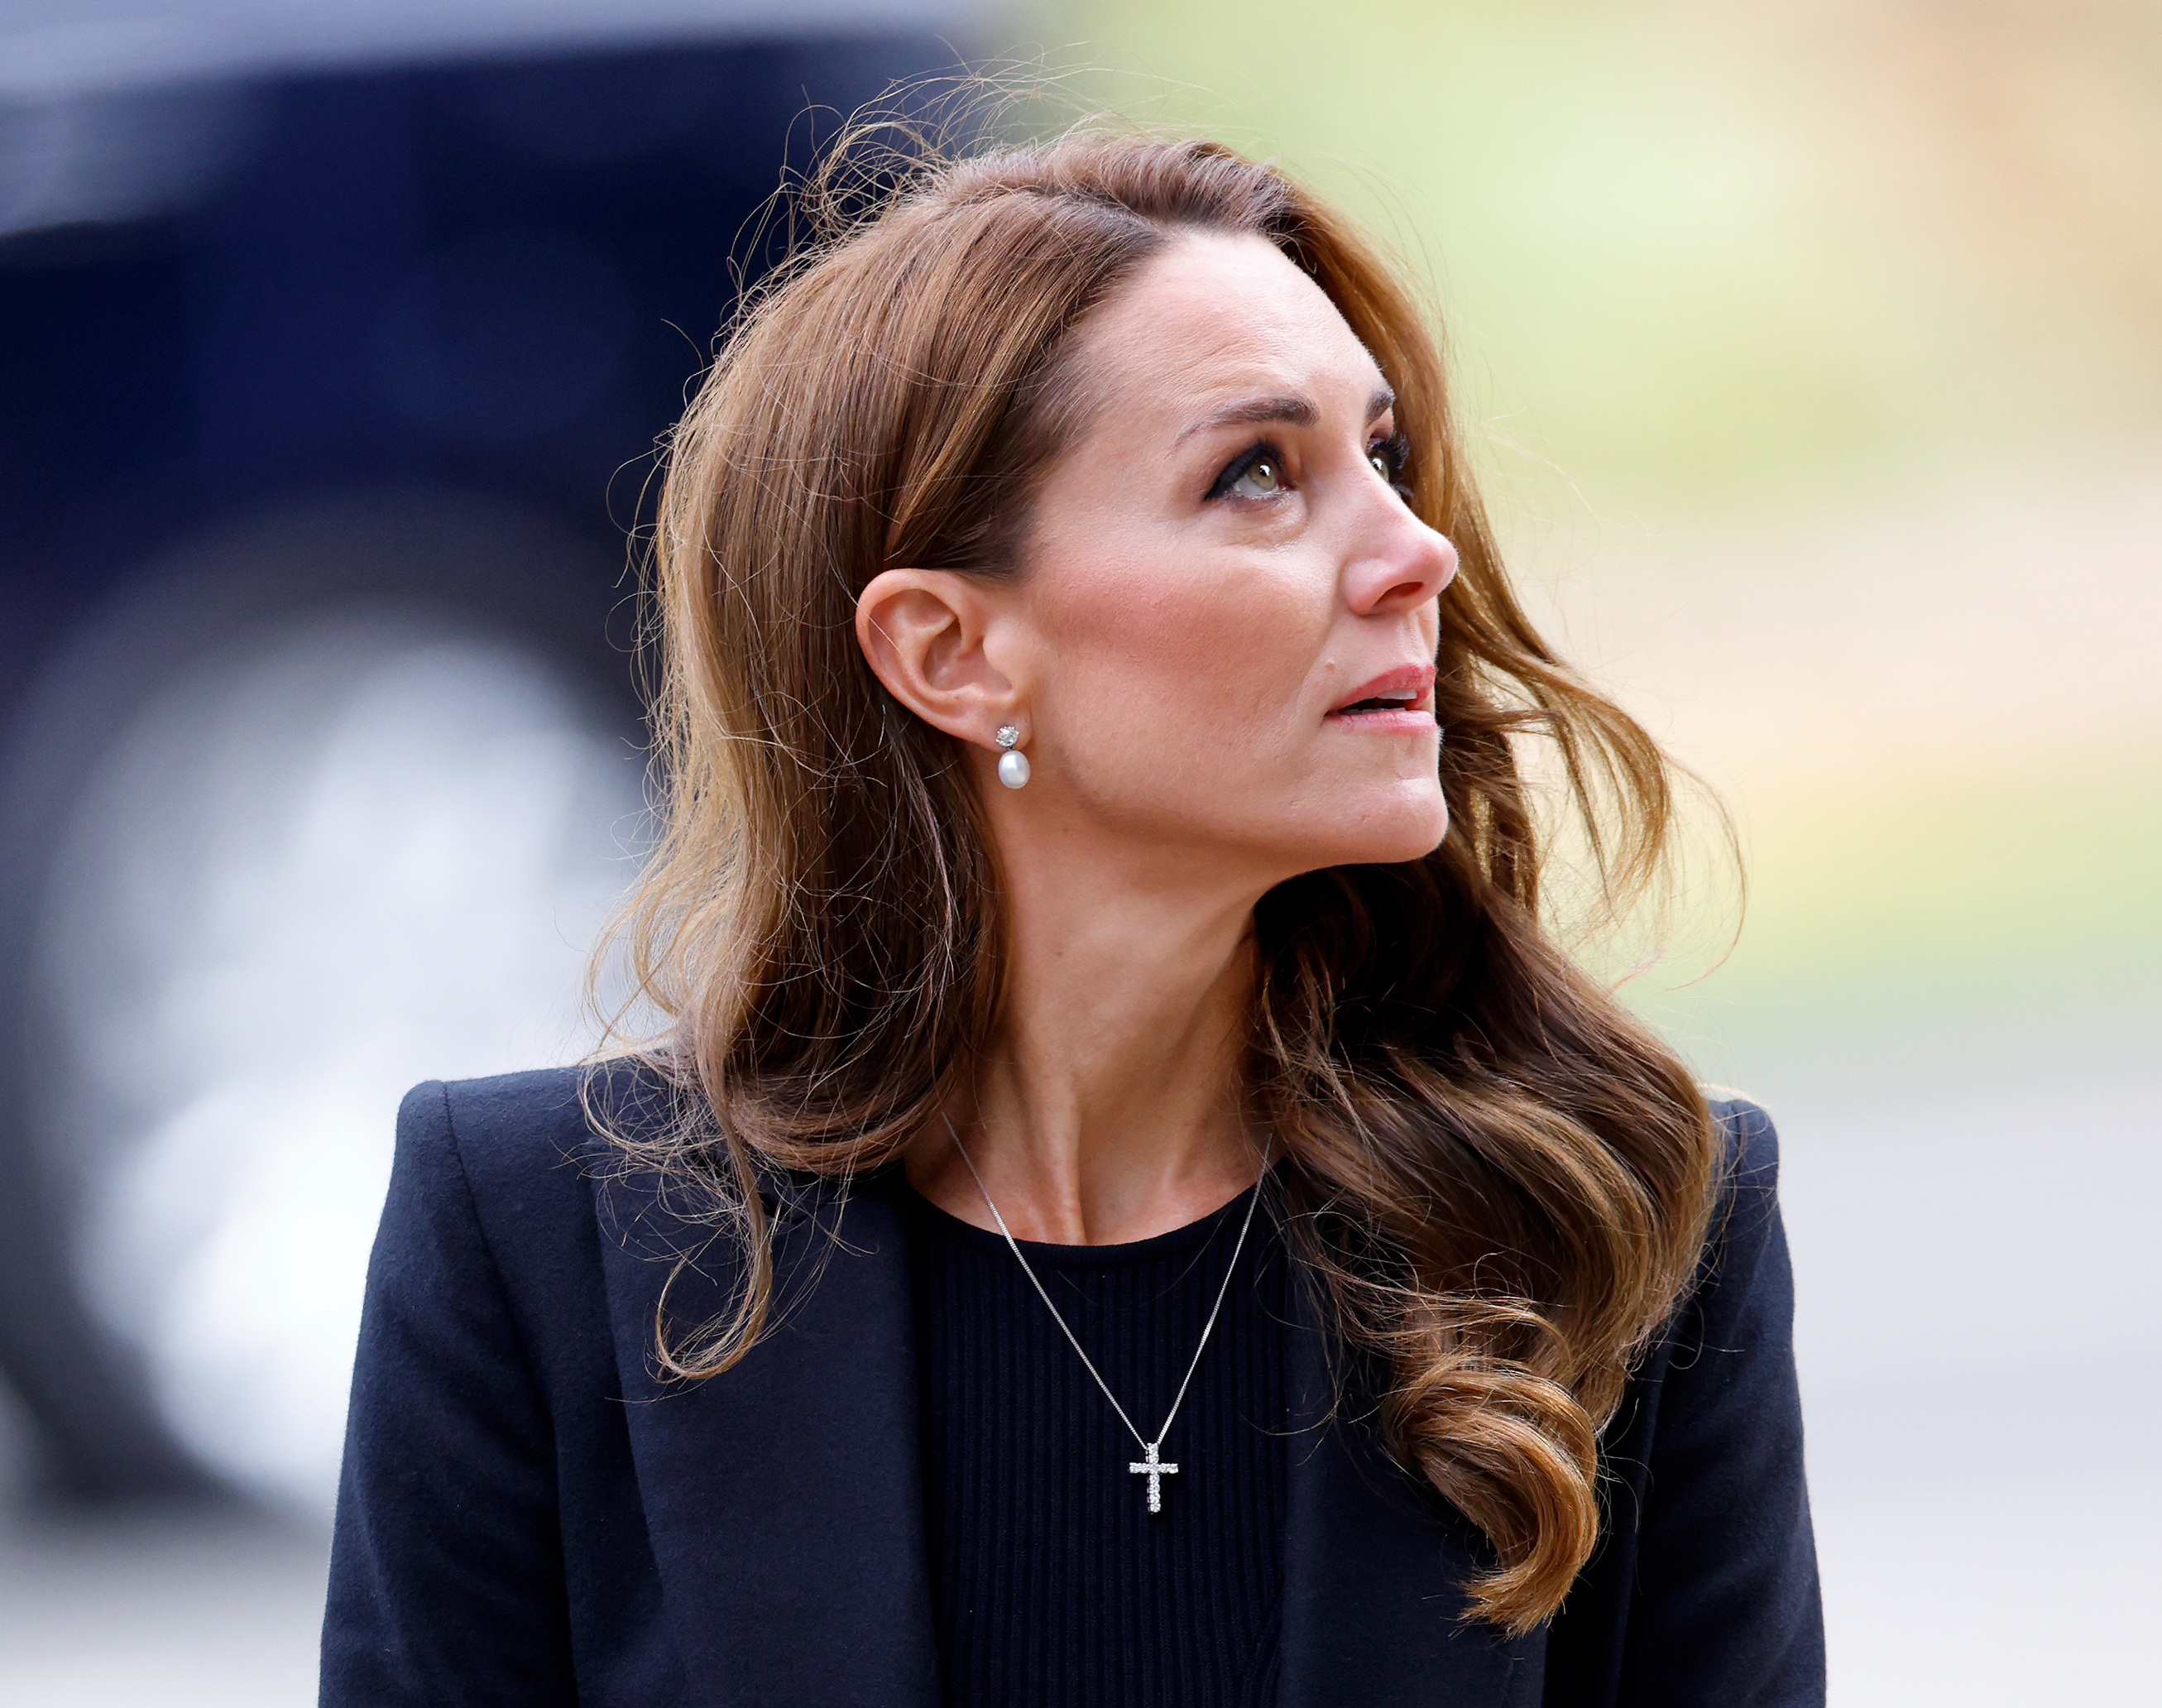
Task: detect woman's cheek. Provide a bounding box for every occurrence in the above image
[1027,515,1330,746]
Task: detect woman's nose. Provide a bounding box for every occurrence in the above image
[1342,501,1459,617]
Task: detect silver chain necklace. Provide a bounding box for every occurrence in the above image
[941,1114,1271,1515]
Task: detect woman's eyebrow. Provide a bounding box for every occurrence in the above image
[1179,393,1317,443]
[1177,384,1397,444]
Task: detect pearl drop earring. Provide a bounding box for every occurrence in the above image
[995,724,1030,789]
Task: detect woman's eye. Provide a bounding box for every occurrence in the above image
[1369,432,1412,496]
[1208,444,1289,501]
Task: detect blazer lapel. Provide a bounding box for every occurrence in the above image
[1276,1279,1547,1708]
[595,1165,941,1708]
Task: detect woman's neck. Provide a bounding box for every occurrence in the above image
[906,837,1268,1245]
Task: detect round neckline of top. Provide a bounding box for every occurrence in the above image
[899,1175,1273,1269]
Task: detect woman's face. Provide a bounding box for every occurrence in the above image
[995,231,1458,889]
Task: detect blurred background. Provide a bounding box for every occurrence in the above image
[0,1,2153,1702]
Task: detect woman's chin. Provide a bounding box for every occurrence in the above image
[1291,791,1450,871]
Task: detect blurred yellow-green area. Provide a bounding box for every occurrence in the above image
[1021,0,2162,1087]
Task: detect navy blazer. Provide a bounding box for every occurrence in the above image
[321,1065,1824,1706]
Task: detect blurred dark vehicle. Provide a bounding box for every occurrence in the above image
[0,3,976,1508]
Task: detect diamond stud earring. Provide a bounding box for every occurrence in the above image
[995,725,1030,789]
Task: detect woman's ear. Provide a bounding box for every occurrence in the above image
[854,569,1022,747]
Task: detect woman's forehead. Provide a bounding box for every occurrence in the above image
[1072,232,1386,433]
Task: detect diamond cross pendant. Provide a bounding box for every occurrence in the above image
[1129,1440,1180,1514]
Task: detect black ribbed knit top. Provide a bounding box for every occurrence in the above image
[903,1179,1290,1708]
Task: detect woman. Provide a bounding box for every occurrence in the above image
[323,129,1822,1706]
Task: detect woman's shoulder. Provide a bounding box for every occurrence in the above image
[387,1058,680,1279]
[1617,1087,1801,1435]
[397,1057,672,1173]
[1704,1087,1781,1169]
[1700,1088,1788,1259]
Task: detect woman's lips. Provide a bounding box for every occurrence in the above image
[1327,662,1437,728]
[1327,704,1437,732]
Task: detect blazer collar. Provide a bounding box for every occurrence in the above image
[596,1164,1543,1707]
[596,1163,942,1708]
[1277,1274,1547,1706]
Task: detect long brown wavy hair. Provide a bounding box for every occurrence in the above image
[604,122,1720,1634]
